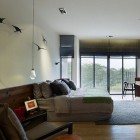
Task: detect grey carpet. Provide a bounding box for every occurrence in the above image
[96,100,140,125]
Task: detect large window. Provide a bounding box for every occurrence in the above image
[110,56,122,94]
[123,56,136,83]
[81,57,94,88]
[95,56,107,89]
[61,57,72,79]
[81,56,107,89]
[80,55,136,94]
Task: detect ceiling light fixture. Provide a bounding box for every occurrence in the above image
[106,35,113,38]
[30,0,36,80]
[59,8,67,14]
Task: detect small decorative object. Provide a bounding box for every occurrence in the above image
[42,35,47,44]
[59,8,67,14]
[34,43,47,50]
[12,25,22,33]
[30,0,36,79]
[55,62,60,65]
[0,18,5,24]
[24,99,38,114]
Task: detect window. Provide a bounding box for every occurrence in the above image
[110,56,122,94]
[61,57,72,79]
[80,55,136,94]
[81,57,94,88]
[123,56,136,83]
[95,56,107,89]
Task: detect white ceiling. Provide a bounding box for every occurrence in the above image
[1,0,140,39]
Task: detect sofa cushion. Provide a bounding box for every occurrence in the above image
[41,82,53,98]
[33,83,42,99]
[0,103,28,140]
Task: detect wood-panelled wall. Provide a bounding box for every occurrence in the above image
[0,84,34,109]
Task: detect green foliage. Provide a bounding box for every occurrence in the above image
[81,63,135,89]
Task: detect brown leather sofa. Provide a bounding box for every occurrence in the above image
[0,103,73,140]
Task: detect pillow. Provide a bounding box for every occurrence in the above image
[33,83,42,99]
[41,82,53,98]
[69,80,77,90]
[0,103,28,140]
[57,81,71,95]
[50,81,63,96]
[46,80,52,83]
[61,78,70,87]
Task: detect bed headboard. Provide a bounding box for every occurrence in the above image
[0,84,34,109]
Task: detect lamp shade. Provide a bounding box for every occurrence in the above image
[30,69,36,80]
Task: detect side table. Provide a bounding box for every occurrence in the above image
[22,109,47,129]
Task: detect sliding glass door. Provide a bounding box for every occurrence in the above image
[81,57,94,88]
[95,56,107,89]
[123,56,136,83]
[110,56,122,94]
[123,56,136,94]
[81,56,107,90]
[80,55,136,94]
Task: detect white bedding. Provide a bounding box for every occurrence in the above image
[37,88,113,115]
[54,88,113,114]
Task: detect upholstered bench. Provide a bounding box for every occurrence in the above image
[53,134,82,140]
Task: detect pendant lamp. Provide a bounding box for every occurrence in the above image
[30,0,36,79]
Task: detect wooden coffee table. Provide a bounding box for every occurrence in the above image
[53,134,82,140]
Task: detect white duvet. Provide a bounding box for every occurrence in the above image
[54,88,113,114]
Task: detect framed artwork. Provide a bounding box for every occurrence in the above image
[24,99,38,111]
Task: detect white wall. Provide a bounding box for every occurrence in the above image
[0,1,60,89]
[72,36,80,87]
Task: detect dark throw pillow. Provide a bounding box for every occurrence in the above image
[50,81,63,96]
[41,82,53,98]
[69,80,77,90]
[33,83,42,99]
[58,81,71,95]
[61,78,70,87]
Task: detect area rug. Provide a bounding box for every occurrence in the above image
[96,100,140,125]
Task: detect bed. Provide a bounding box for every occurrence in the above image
[36,88,113,122]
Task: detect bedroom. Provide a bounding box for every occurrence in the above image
[1,0,140,139]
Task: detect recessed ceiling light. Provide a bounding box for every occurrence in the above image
[59,8,67,14]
